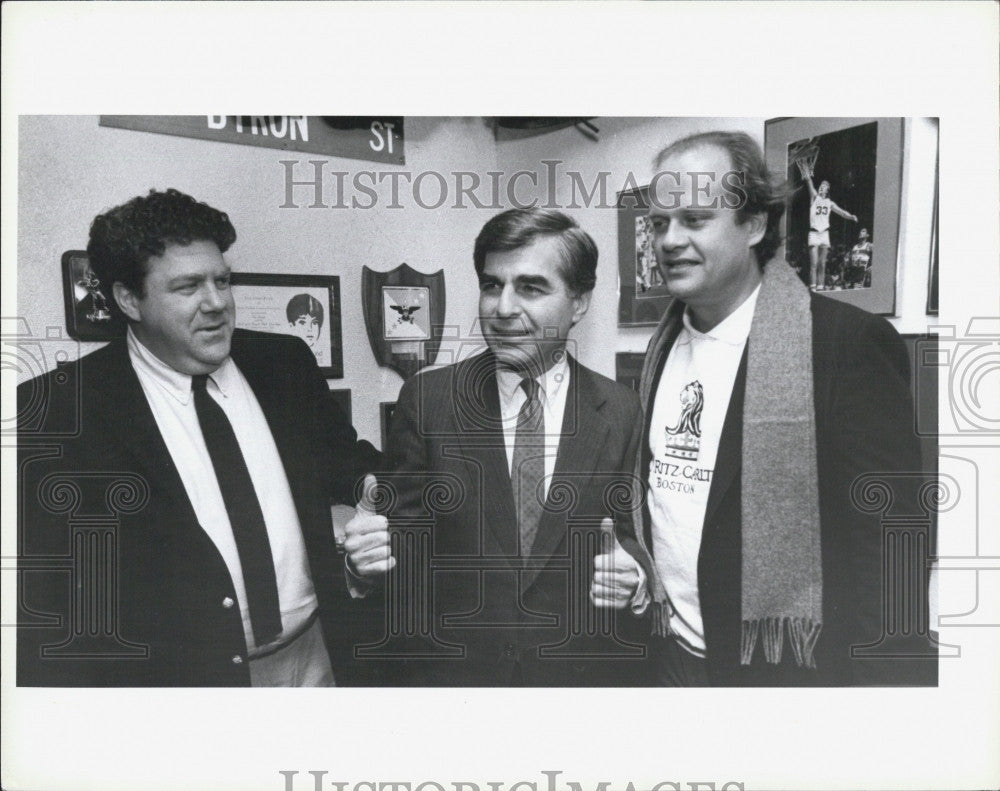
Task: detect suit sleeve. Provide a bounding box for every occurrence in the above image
[291,337,381,506]
[823,312,928,685]
[383,374,436,514]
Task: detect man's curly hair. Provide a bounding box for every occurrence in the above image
[86,189,236,320]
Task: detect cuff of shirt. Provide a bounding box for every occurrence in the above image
[344,559,374,599]
[629,564,650,615]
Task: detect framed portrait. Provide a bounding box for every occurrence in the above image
[615,352,645,393]
[617,185,673,327]
[61,250,121,341]
[329,388,352,423]
[379,401,397,449]
[765,117,904,315]
[230,273,343,377]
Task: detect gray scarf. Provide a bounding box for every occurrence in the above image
[634,260,822,668]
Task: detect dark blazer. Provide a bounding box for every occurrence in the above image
[368,351,649,686]
[638,295,935,686]
[16,329,379,687]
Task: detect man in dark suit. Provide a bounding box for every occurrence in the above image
[613,131,934,686]
[344,208,648,686]
[17,188,378,687]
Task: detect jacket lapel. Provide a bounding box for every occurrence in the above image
[452,353,519,561]
[522,358,610,589]
[702,346,747,530]
[89,340,201,528]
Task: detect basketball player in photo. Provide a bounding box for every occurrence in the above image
[804,170,858,290]
[846,228,874,288]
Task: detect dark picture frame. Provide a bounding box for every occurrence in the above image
[927,148,939,316]
[615,352,645,393]
[61,250,121,341]
[617,185,673,327]
[230,273,343,377]
[764,117,905,315]
[379,401,397,450]
[329,388,352,424]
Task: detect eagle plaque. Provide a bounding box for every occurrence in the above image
[362,263,445,380]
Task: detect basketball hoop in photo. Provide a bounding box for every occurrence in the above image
[790,138,820,179]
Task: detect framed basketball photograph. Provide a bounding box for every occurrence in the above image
[61,250,121,341]
[617,185,673,327]
[230,272,343,377]
[764,117,904,315]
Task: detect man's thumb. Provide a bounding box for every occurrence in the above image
[599,517,615,552]
[358,474,378,515]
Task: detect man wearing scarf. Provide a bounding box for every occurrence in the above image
[602,131,932,686]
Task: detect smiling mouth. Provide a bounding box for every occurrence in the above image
[488,328,531,339]
[662,259,699,270]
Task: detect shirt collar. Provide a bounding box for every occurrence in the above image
[495,353,570,409]
[681,284,761,346]
[126,326,236,404]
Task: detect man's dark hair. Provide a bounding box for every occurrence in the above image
[286,293,325,329]
[654,131,788,268]
[86,189,237,320]
[473,208,598,295]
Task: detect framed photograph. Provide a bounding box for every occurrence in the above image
[329,388,352,424]
[765,117,904,315]
[230,273,343,377]
[927,153,939,315]
[615,352,645,393]
[61,250,121,341]
[382,286,431,340]
[617,185,673,327]
[379,401,397,449]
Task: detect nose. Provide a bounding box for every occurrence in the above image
[494,284,521,318]
[657,220,688,254]
[201,282,227,312]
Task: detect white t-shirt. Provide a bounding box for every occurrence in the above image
[647,286,760,656]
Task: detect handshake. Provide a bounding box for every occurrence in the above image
[343,474,642,607]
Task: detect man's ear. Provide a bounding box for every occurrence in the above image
[113,282,141,322]
[747,211,767,248]
[570,290,592,326]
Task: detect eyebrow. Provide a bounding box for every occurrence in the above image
[479,273,553,287]
[514,274,552,288]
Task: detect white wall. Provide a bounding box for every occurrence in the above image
[16,115,499,446]
[16,116,939,442]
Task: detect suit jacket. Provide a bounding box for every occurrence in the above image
[17,329,379,686]
[633,295,935,686]
[366,351,649,686]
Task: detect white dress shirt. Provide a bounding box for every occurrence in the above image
[127,328,319,656]
[495,354,571,501]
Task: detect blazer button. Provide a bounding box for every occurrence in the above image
[222,597,235,609]
[504,642,515,657]
[232,655,244,665]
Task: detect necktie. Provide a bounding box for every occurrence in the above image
[191,373,283,646]
[511,377,545,555]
